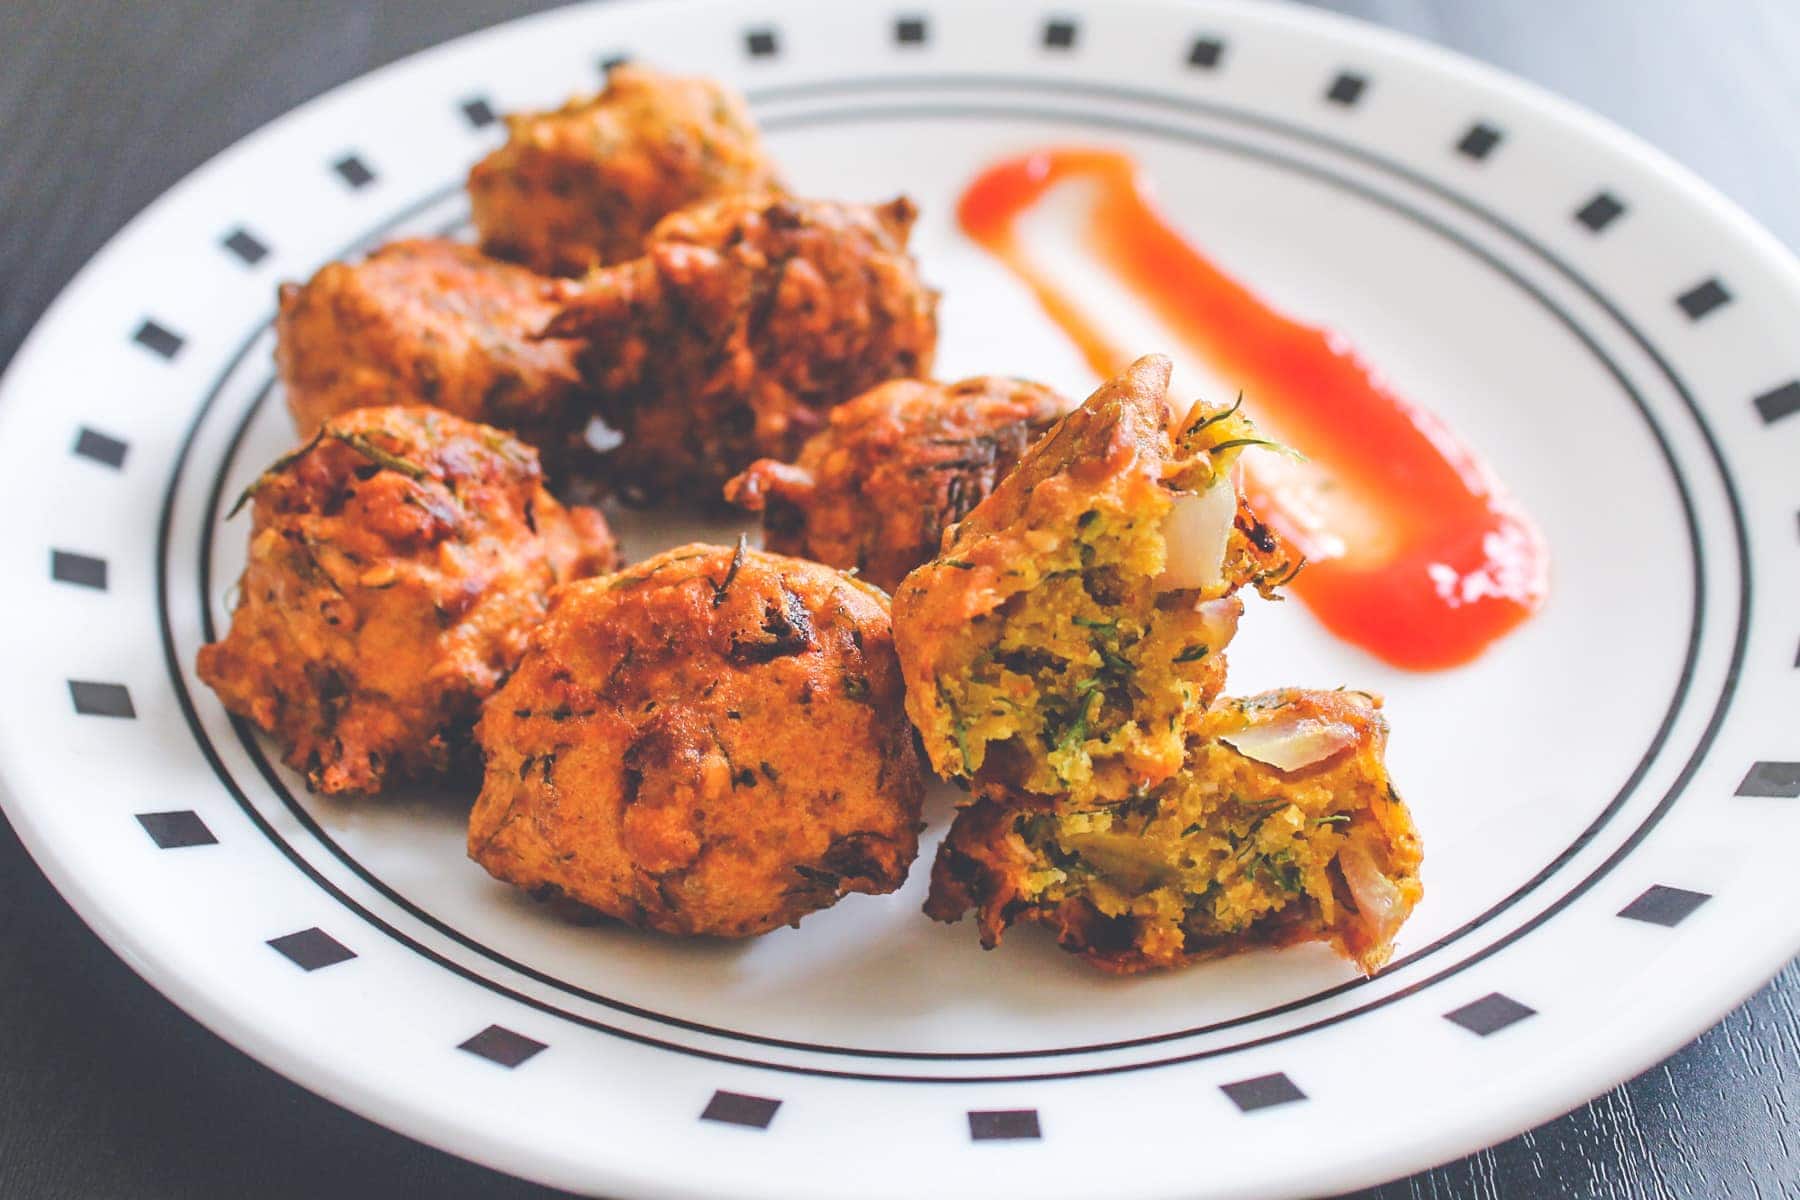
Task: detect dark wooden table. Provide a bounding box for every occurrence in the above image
[2,3,1795,1197]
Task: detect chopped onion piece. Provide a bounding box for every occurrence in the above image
[1220,717,1357,772]
[1156,481,1236,593]
[1338,840,1405,946]
[583,415,624,453]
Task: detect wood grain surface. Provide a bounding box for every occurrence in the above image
[1,2,1794,1197]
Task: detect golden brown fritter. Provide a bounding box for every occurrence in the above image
[276,239,589,469]
[467,542,925,938]
[196,406,617,796]
[925,688,1423,975]
[891,356,1297,809]
[544,193,939,503]
[724,376,1069,592]
[469,64,784,276]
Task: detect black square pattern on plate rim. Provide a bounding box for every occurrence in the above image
[700,1090,782,1129]
[461,97,496,128]
[458,1025,547,1068]
[266,927,357,971]
[132,319,184,360]
[1735,761,1800,798]
[745,28,778,58]
[69,680,135,718]
[333,154,375,188]
[1187,36,1224,68]
[1676,277,1731,320]
[969,1109,1042,1140]
[895,15,927,45]
[135,810,218,850]
[1043,19,1077,49]
[221,228,269,265]
[1220,1072,1307,1112]
[1326,71,1366,105]
[1617,884,1711,927]
[74,427,128,468]
[1444,992,1537,1037]
[1576,191,1626,232]
[1752,381,1800,425]
[51,549,107,590]
[1457,122,1502,160]
[600,54,631,74]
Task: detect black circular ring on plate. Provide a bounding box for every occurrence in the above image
[195,104,1723,1054]
[156,81,1748,1082]
[192,118,1707,1053]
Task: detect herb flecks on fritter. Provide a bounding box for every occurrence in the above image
[196,406,617,796]
[892,355,1295,809]
[467,542,925,938]
[469,64,784,276]
[724,375,1069,592]
[276,239,588,470]
[544,193,940,503]
[925,688,1422,975]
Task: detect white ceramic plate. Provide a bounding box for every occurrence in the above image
[3,1,1797,1196]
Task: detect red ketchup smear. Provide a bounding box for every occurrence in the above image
[958,147,1548,670]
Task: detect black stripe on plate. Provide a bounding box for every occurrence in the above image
[700,1090,781,1128]
[969,1109,1041,1140]
[69,680,134,718]
[458,1025,547,1067]
[51,550,107,590]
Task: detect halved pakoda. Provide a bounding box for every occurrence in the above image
[925,688,1423,975]
[276,239,588,470]
[196,406,617,796]
[467,542,925,938]
[544,193,939,503]
[723,375,1069,592]
[469,64,784,276]
[891,355,1296,809]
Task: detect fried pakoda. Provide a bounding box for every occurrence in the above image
[276,239,587,468]
[467,542,924,938]
[469,64,783,276]
[925,688,1422,975]
[724,376,1068,592]
[544,194,939,502]
[891,355,1296,810]
[196,406,617,796]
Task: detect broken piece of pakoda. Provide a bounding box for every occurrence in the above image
[196,406,617,796]
[724,375,1069,592]
[276,239,588,470]
[467,542,924,938]
[544,193,939,503]
[925,688,1423,975]
[891,355,1296,809]
[469,64,784,276]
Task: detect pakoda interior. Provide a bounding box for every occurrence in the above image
[891,355,1296,810]
[469,63,784,276]
[276,239,588,470]
[467,542,924,938]
[544,193,940,502]
[724,375,1068,592]
[925,688,1423,975]
[196,405,616,796]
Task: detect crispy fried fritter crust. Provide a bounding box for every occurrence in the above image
[925,689,1423,975]
[724,376,1069,592]
[891,356,1295,807]
[196,406,617,796]
[469,65,783,276]
[276,239,587,467]
[544,194,939,502]
[466,543,925,938]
